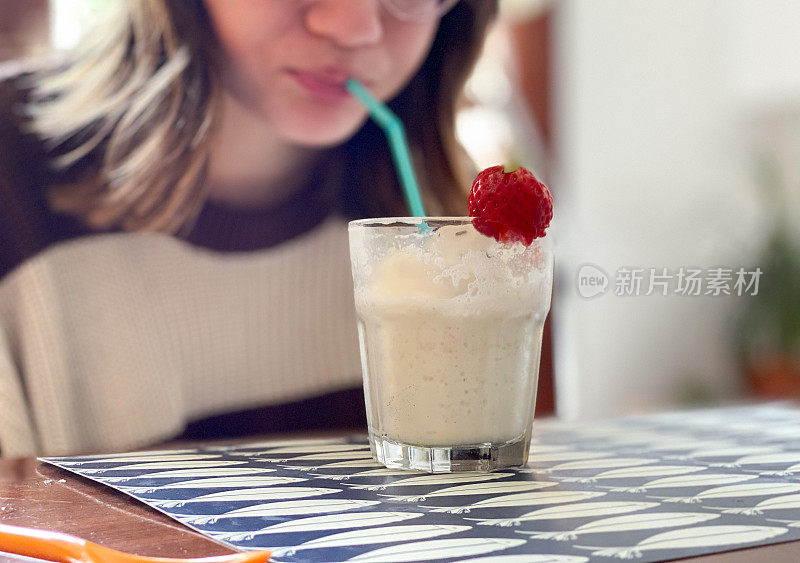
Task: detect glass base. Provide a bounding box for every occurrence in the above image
[370,433,530,473]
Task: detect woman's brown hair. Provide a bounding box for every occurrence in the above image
[29,0,498,233]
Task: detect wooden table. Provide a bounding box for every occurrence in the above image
[2,452,800,562]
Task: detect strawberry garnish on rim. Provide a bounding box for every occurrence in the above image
[468,165,553,246]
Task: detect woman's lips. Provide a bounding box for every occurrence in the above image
[288,70,352,102]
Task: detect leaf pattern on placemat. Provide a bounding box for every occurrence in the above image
[466,501,659,528]
[78,460,247,473]
[380,481,556,503]
[558,465,704,484]
[120,475,305,495]
[277,450,375,463]
[313,467,423,481]
[279,459,382,472]
[520,512,720,541]
[55,453,223,465]
[580,525,787,558]
[346,537,527,561]
[271,524,472,557]
[213,511,425,541]
[428,490,607,514]
[152,486,341,508]
[40,404,800,562]
[185,499,382,525]
[456,556,589,563]
[347,471,515,491]
[538,458,658,474]
[606,472,757,493]
[249,444,371,455]
[658,482,800,504]
[722,452,800,470]
[720,493,800,515]
[670,445,781,461]
[104,467,276,484]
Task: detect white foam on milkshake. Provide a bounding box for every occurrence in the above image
[354,224,551,319]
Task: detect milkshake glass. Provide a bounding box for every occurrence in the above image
[348,217,553,472]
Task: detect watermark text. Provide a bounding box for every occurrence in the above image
[577,265,762,298]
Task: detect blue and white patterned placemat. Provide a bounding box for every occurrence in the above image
[42,403,800,562]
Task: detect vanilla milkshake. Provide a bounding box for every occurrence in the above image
[348,217,553,472]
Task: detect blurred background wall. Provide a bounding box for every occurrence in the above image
[552,0,800,417]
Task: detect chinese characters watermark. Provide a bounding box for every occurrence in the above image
[577,265,762,298]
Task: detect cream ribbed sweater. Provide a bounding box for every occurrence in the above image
[0,219,362,457]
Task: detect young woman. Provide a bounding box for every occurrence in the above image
[0,0,498,457]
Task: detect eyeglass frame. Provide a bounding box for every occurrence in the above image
[379,0,461,21]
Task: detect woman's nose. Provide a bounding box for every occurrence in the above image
[305,0,384,48]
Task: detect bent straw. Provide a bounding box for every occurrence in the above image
[345,78,427,218]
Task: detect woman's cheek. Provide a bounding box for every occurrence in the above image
[379,21,440,101]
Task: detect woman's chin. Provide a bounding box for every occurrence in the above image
[277,117,368,148]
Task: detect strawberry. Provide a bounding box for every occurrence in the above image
[468,165,553,245]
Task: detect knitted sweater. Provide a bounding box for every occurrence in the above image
[0,68,364,458]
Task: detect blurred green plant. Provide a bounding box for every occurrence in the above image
[675,374,718,407]
[734,157,800,378]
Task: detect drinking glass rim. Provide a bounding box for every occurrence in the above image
[348,217,472,229]
[347,218,553,244]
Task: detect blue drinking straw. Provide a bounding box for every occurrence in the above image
[345,78,427,219]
